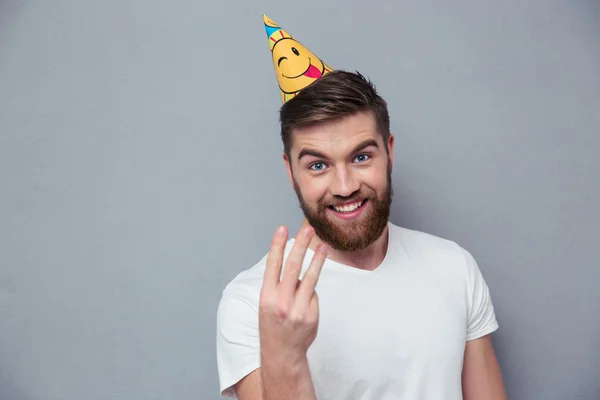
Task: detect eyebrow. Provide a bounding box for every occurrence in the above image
[297,138,380,162]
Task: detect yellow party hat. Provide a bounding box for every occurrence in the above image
[263,14,333,103]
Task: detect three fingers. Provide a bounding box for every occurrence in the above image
[263,225,328,303]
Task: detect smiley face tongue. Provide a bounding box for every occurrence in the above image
[304,64,323,79]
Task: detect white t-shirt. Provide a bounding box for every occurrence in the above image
[216,222,499,399]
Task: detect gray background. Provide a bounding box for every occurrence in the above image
[1,0,599,399]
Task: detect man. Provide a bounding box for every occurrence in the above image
[216,15,507,400]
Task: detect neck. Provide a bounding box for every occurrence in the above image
[301,218,389,271]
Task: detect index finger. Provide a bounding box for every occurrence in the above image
[262,225,288,290]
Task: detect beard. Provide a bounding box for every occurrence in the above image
[293,164,393,252]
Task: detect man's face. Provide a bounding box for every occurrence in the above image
[284,111,394,252]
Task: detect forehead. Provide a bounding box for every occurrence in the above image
[290,111,381,156]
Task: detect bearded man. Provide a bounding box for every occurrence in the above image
[216,15,506,400]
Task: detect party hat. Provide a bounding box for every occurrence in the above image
[263,14,333,103]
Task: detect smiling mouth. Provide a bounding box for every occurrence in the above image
[328,199,367,213]
[282,57,312,79]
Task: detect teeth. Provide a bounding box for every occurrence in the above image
[333,200,363,213]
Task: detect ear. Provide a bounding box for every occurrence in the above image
[282,152,295,189]
[387,134,395,170]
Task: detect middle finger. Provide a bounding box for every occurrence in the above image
[280,225,314,298]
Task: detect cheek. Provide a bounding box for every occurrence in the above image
[360,166,388,191]
[297,175,328,202]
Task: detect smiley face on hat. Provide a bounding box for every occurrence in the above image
[272,38,327,94]
[263,15,333,103]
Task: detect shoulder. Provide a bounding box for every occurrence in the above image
[219,238,296,306]
[216,250,271,339]
[219,256,267,314]
[389,222,468,258]
[388,222,476,277]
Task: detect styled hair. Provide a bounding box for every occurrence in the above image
[279,70,391,159]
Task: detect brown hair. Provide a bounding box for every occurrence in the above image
[279,70,391,159]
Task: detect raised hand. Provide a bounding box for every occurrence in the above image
[258,225,328,398]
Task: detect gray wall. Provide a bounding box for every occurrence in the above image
[1,0,599,399]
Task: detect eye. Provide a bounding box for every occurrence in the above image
[309,162,326,171]
[277,56,288,66]
[354,154,370,163]
[292,47,300,56]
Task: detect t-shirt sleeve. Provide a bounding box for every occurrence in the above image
[216,289,261,398]
[461,247,499,341]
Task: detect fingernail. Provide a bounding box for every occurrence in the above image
[303,227,314,237]
[276,226,286,236]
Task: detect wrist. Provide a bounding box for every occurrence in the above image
[261,349,309,373]
[260,354,316,400]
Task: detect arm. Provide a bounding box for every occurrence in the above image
[235,358,316,400]
[234,369,262,400]
[462,334,507,400]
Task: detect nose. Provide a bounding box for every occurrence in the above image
[330,165,360,198]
